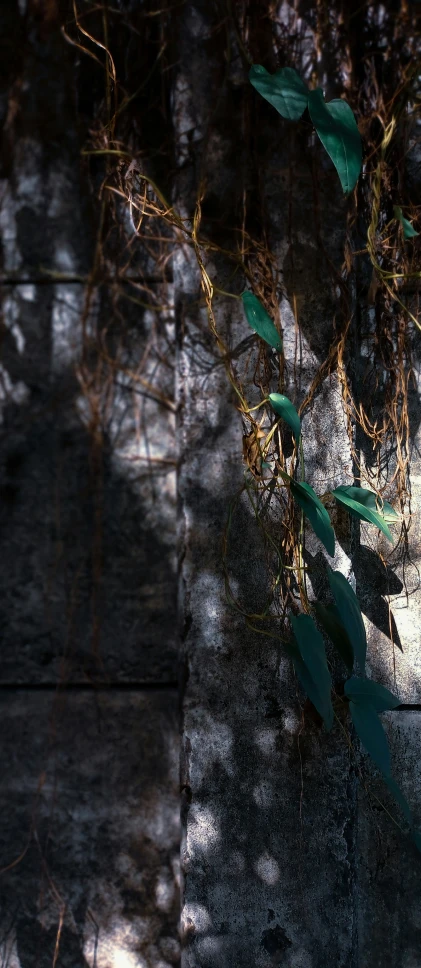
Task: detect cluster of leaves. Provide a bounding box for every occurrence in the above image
[242,288,420,853]
[248,66,419,243]
[249,65,362,194]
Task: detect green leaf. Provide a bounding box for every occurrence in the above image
[314,601,354,671]
[384,775,413,826]
[269,393,301,441]
[411,830,421,855]
[328,569,367,671]
[332,485,394,543]
[345,676,400,712]
[307,89,362,193]
[394,205,419,239]
[350,700,391,776]
[289,480,335,557]
[290,613,334,730]
[333,485,398,523]
[249,65,308,121]
[241,292,283,352]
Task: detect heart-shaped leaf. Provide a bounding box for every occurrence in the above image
[241,292,283,352]
[332,485,395,543]
[328,569,367,671]
[314,601,354,671]
[307,89,362,194]
[288,479,335,557]
[345,676,400,712]
[249,65,308,121]
[394,205,419,239]
[349,700,391,776]
[269,393,301,441]
[290,613,334,730]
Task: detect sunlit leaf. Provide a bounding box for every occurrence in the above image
[269,393,301,441]
[241,291,283,352]
[289,479,335,557]
[332,485,394,543]
[249,65,308,121]
[328,568,366,671]
[394,205,419,239]
[314,601,354,671]
[349,700,391,776]
[345,676,400,712]
[307,89,362,193]
[333,485,398,523]
[290,613,334,730]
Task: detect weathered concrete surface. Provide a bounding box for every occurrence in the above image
[0,3,180,965]
[175,3,421,967]
[0,2,178,683]
[178,288,357,968]
[0,281,177,684]
[175,9,358,965]
[354,305,421,704]
[0,689,180,966]
[357,712,421,967]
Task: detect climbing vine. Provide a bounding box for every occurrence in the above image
[229,63,421,852]
[65,0,421,855]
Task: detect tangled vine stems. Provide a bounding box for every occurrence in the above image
[63,0,420,851]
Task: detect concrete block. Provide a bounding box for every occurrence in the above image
[0,688,180,967]
[357,711,421,967]
[0,283,177,682]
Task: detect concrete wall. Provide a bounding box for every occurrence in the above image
[0,2,180,964]
[0,2,420,967]
[175,3,421,967]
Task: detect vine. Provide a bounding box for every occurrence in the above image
[64,0,421,855]
[224,64,421,853]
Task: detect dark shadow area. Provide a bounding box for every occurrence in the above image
[0,284,177,684]
[0,688,180,967]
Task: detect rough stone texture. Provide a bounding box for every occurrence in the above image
[175,3,421,967]
[0,689,180,966]
[0,280,177,684]
[175,6,356,967]
[355,310,421,704]
[178,275,357,967]
[0,3,178,684]
[1,2,421,966]
[0,3,180,964]
[357,712,421,967]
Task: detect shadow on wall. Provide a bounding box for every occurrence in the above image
[0,283,178,685]
[0,284,180,964]
[0,688,180,967]
[179,296,421,968]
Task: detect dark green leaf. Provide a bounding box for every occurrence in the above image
[269,393,301,441]
[314,601,354,671]
[345,676,400,712]
[328,568,367,671]
[350,700,391,776]
[332,485,395,543]
[384,775,413,826]
[394,205,419,239]
[290,613,334,730]
[289,480,335,557]
[249,65,308,121]
[241,291,283,352]
[333,485,398,523]
[307,90,362,193]
[411,830,421,855]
